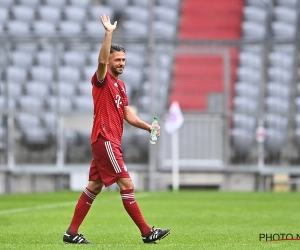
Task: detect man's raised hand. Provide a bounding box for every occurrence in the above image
[101,14,117,32]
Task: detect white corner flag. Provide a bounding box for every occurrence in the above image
[165,101,184,134]
[165,101,184,192]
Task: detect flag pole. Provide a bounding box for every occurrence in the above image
[172,130,179,192]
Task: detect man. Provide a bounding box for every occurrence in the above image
[63,14,171,244]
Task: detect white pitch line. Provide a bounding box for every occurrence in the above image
[0,202,76,215]
[0,193,150,215]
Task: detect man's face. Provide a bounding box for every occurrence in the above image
[108,51,126,76]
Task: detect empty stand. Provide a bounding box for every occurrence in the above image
[179,0,243,40]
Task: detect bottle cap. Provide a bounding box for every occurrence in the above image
[153,116,158,120]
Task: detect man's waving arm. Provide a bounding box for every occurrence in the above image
[96,14,117,82]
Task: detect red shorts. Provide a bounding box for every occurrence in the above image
[89,135,130,187]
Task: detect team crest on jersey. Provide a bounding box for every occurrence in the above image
[114,82,118,87]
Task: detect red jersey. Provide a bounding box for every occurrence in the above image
[91,72,128,146]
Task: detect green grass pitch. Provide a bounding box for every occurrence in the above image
[1,190,300,249]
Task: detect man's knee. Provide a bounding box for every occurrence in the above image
[87,180,103,194]
[117,178,134,191]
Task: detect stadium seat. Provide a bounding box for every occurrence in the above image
[124,51,145,69]
[6,21,31,35]
[124,6,149,23]
[232,113,256,131]
[242,21,266,39]
[18,96,46,111]
[241,44,263,53]
[233,96,258,115]
[131,0,149,8]
[77,84,91,96]
[87,51,99,66]
[153,21,176,41]
[0,82,23,98]
[157,0,181,9]
[268,52,293,68]
[265,97,289,115]
[154,6,178,24]
[137,95,150,113]
[277,0,298,8]
[63,6,87,23]
[62,51,86,68]
[35,51,55,67]
[58,66,81,82]
[51,82,77,97]
[0,96,16,110]
[6,66,28,82]
[159,54,173,70]
[73,96,93,112]
[46,96,73,112]
[271,21,296,40]
[15,43,38,52]
[231,127,255,155]
[24,83,50,98]
[121,66,143,90]
[104,0,129,12]
[267,82,290,99]
[11,6,35,22]
[82,66,96,80]
[44,0,67,7]
[234,82,259,99]
[243,6,267,24]
[69,0,91,8]
[239,51,262,69]
[40,112,57,136]
[274,6,297,24]
[21,127,51,148]
[10,51,34,68]
[19,0,40,7]
[32,21,57,35]
[89,6,115,21]
[264,128,286,154]
[264,114,288,131]
[84,21,106,38]
[0,0,14,8]
[0,7,9,23]
[246,0,272,8]
[273,44,295,54]
[30,66,54,82]
[236,67,261,83]
[37,6,61,23]
[58,21,82,36]
[267,67,292,84]
[122,21,148,40]
[16,113,42,132]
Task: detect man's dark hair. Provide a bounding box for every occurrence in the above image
[110,44,125,54]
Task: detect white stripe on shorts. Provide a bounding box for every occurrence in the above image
[104,141,121,173]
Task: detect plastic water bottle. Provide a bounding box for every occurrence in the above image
[150,116,159,144]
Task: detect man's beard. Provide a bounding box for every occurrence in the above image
[111,66,124,75]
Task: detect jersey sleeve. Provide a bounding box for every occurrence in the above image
[91,72,106,88]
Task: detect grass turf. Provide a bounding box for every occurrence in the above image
[0,190,300,249]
